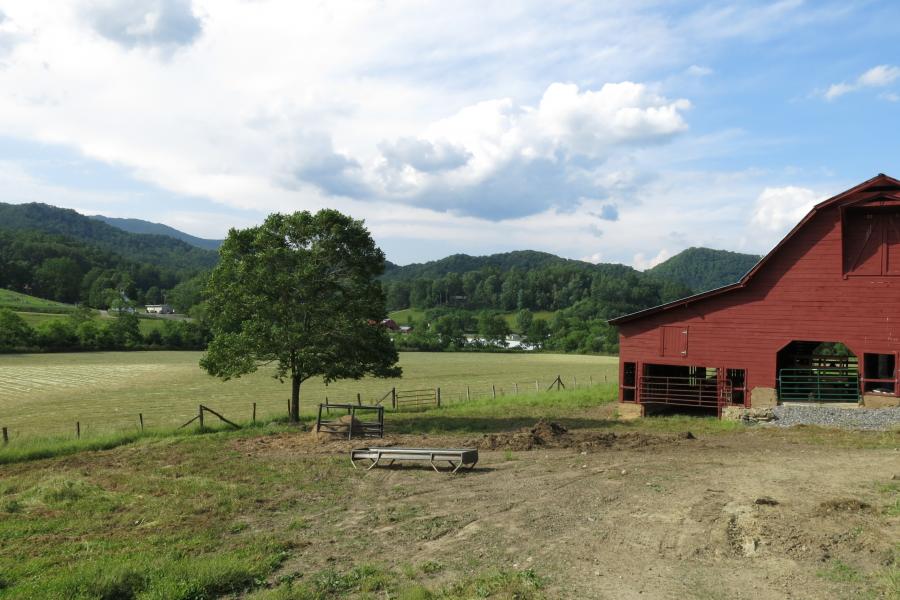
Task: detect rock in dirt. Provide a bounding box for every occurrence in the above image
[754,496,779,506]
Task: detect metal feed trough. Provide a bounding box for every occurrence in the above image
[350,447,478,473]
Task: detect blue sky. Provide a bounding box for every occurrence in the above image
[0,1,898,267]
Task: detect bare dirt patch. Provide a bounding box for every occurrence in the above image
[234,424,899,599]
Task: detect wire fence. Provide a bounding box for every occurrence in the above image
[0,372,616,445]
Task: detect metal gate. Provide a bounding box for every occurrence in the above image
[777,367,860,402]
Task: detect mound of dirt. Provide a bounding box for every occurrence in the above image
[817,498,871,514]
[532,419,568,440]
[474,421,696,452]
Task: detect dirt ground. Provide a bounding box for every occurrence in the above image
[234,424,900,599]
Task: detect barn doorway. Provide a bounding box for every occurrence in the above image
[639,363,739,416]
[776,341,860,403]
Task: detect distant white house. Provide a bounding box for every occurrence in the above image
[146,304,174,314]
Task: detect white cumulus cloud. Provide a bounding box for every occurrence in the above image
[824,64,900,100]
[750,186,820,232]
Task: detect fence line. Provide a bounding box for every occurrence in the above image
[0,373,614,444]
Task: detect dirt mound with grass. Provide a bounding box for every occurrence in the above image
[817,498,872,514]
[474,421,696,451]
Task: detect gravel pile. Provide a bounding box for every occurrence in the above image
[768,404,900,431]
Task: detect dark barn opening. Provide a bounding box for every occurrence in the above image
[776,341,859,403]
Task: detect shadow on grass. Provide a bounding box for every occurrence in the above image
[363,463,496,475]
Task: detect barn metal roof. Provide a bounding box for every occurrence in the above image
[608,173,900,326]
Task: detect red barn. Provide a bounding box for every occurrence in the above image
[610,173,900,417]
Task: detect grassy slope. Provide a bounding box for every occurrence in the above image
[14,311,170,335]
[0,352,618,437]
[0,289,74,313]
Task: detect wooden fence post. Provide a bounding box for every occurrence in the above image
[436,387,441,408]
[492,384,496,399]
[76,421,80,439]
[535,380,539,392]
[574,375,577,388]
[514,382,518,395]
[139,413,144,432]
[2,427,7,445]
[357,393,362,405]
[590,375,593,386]
[252,402,257,424]
[392,387,397,410]
[466,385,470,401]
[198,405,204,429]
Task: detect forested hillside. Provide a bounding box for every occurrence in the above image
[0,229,208,309]
[381,254,694,354]
[91,215,222,250]
[0,203,217,272]
[647,247,760,292]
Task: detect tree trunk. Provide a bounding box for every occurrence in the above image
[290,373,301,422]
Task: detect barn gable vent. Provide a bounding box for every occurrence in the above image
[842,207,900,277]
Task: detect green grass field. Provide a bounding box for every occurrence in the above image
[0,351,618,438]
[0,289,74,314]
[13,311,171,335]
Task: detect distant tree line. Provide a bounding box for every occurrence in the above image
[381,264,692,354]
[0,307,210,353]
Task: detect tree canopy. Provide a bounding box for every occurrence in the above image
[200,210,401,421]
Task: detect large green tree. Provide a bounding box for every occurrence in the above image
[200,210,401,422]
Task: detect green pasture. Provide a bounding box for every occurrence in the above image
[13,311,171,335]
[0,351,618,438]
[0,289,74,314]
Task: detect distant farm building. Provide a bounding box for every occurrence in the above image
[611,174,900,416]
[146,304,174,314]
[380,318,400,331]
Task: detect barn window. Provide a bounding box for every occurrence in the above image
[660,326,688,357]
[843,208,900,276]
[862,353,896,395]
[621,362,636,402]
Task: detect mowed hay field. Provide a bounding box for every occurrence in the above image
[0,351,618,438]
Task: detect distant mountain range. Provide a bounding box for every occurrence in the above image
[0,200,763,317]
[89,215,223,250]
[384,247,760,294]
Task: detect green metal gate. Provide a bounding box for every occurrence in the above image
[778,367,860,402]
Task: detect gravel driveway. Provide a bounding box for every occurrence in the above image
[768,404,900,431]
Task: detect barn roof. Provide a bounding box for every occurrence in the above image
[608,173,900,326]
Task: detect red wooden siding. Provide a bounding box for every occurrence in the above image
[615,175,900,403]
